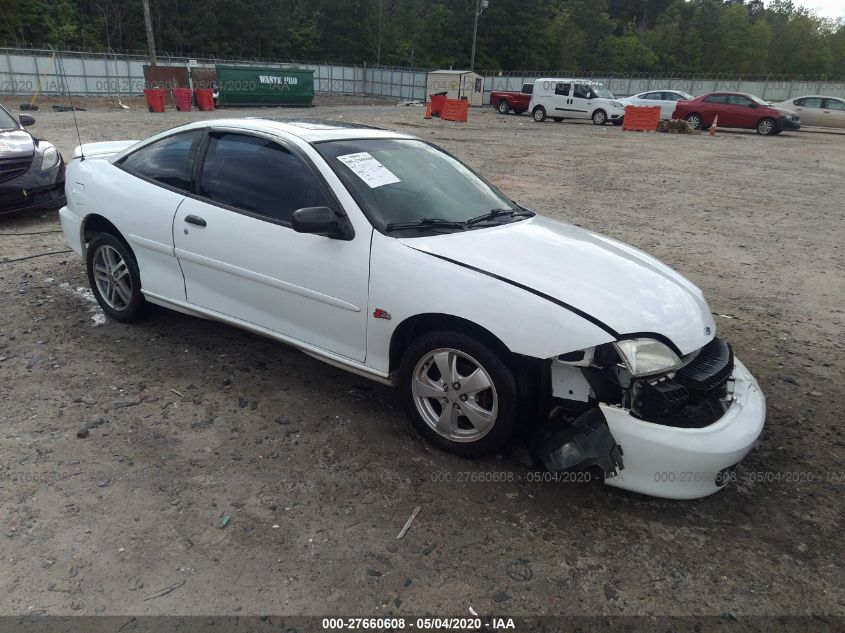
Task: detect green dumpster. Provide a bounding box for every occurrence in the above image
[215,65,315,107]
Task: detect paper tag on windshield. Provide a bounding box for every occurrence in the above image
[336,152,400,188]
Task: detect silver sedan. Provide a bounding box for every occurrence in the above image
[771,96,845,129]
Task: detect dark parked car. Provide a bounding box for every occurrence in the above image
[672,92,800,136]
[0,104,65,214]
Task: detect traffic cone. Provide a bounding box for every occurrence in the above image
[709,115,718,136]
[424,103,432,120]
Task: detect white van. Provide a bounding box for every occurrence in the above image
[529,78,626,125]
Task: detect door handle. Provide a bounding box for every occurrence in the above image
[185,215,206,227]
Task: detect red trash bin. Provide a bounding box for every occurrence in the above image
[429,93,447,117]
[143,89,166,113]
[195,89,215,111]
[173,88,193,112]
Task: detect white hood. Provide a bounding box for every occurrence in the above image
[401,216,716,355]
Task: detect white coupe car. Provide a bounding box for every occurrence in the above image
[619,89,695,120]
[59,119,765,499]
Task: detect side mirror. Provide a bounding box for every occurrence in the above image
[749,102,758,109]
[292,206,355,240]
[19,114,35,127]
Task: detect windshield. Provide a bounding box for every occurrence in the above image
[594,87,615,99]
[0,106,18,129]
[317,139,522,232]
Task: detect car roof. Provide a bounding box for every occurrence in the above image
[637,89,687,95]
[167,117,415,144]
[701,91,757,98]
[535,77,604,85]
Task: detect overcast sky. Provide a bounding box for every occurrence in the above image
[786,0,844,19]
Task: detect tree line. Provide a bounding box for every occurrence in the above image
[2,0,844,78]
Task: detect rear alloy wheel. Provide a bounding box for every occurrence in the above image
[400,331,519,457]
[497,100,511,115]
[532,106,547,122]
[592,109,607,125]
[686,113,703,130]
[757,117,776,136]
[86,233,148,322]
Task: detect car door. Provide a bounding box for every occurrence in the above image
[699,94,727,126]
[821,98,845,128]
[661,92,688,119]
[726,95,758,128]
[570,83,593,120]
[793,97,823,126]
[550,81,574,117]
[172,130,371,362]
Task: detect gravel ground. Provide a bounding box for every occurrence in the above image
[0,97,843,619]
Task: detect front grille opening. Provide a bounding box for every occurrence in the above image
[0,156,33,183]
[631,337,734,428]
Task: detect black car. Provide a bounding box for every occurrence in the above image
[0,104,65,214]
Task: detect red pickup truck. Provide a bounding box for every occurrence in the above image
[490,83,533,115]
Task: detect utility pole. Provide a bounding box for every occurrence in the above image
[142,0,157,65]
[469,0,488,71]
[376,0,383,66]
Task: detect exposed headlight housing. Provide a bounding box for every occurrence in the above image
[613,338,682,377]
[610,101,624,108]
[40,144,60,171]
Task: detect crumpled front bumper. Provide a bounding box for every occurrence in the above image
[777,115,801,131]
[602,356,765,499]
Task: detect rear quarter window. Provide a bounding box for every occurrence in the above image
[119,130,202,192]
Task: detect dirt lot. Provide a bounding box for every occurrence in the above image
[1,97,843,620]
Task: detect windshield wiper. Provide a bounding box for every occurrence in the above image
[385,218,467,232]
[465,208,533,226]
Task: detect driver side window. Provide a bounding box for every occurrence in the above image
[198,133,329,224]
[573,84,591,99]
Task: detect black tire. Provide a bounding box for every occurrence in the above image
[757,117,777,136]
[552,117,564,122]
[592,109,607,125]
[686,112,703,130]
[496,100,511,115]
[399,330,520,458]
[532,106,546,122]
[86,233,149,322]
[611,118,623,126]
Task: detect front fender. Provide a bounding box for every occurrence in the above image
[365,233,614,373]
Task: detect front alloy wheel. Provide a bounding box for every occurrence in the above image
[400,331,519,457]
[86,233,148,322]
[412,348,498,443]
[92,244,132,311]
[757,117,776,135]
[592,109,607,125]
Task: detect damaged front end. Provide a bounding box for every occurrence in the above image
[520,335,763,499]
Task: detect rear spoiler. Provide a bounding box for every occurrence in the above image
[72,140,139,160]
